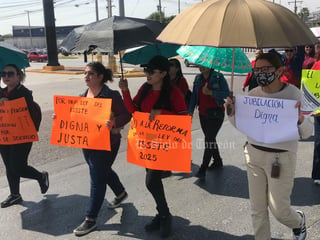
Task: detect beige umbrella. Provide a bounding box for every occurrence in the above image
[157,0,318,93]
[157,0,317,48]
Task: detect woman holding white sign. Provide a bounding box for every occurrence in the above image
[119,55,188,238]
[0,64,49,208]
[72,62,131,237]
[226,53,312,240]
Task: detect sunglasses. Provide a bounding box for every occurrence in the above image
[285,49,294,53]
[143,68,162,75]
[0,71,15,78]
[253,66,275,73]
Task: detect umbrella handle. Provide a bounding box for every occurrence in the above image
[119,51,124,79]
[226,91,233,116]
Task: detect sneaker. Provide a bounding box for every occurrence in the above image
[208,159,223,169]
[1,194,22,208]
[195,167,206,181]
[107,191,128,209]
[314,179,320,185]
[160,214,172,238]
[40,171,49,194]
[145,214,161,232]
[73,219,97,236]
[292,210,306,240]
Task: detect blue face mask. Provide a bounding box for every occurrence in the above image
[255,72,276,86]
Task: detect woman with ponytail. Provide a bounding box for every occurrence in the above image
[73,62,131,236]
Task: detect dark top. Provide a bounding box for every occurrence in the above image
[80,84,131,145]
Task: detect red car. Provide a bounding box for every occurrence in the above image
[27,51,48,62]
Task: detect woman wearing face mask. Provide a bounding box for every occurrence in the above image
[226,53,312,240]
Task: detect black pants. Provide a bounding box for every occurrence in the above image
[0,142,42,195]
[145,169,170,216]
[199,112,224,168]
[312,116,320,180]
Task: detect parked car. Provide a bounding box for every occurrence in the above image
[27,51,48,62]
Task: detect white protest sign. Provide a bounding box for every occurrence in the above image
[235,95,299,144]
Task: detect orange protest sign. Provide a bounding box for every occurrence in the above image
[50,95,112,150]
[0,97,38,144]
[127,112,192,172]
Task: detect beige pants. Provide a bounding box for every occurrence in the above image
[244,144,302,240]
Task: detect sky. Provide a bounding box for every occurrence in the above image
[1,0,320,35]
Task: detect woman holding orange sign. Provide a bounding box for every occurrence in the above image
[72,62,131,237]
[119,55,188,238]
[0,64,49,208]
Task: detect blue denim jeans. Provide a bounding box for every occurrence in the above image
[82,136,125,219]
[312,116,320,180]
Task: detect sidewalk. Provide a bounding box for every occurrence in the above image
[25,55,147,78]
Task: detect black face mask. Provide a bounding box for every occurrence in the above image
[255,72,276,86]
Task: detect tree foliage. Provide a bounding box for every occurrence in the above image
[298,7,310,23]
[146,11,176,26]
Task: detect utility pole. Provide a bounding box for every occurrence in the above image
[288,0,303,14]
[107,0,112,18]
[178,0,180,13]
[95,0,99,21]
[158,0,162,23]
[42,0,62,68]
[25,10,33,49]
[119,0,125,16]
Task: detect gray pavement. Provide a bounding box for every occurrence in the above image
[0,58,320,240]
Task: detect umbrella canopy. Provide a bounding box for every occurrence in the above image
[177,46,251,73]
[157,0,318,92]
[157,0,318,48]
[59,16,164,54]
[0,42,30,70]
[122,42,180,65]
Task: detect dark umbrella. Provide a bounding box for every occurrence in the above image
[122,42,181,65]
[59,16,164,77]
[59,16,164,54]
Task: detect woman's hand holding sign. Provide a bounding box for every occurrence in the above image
[0,97,8,106]
[226,96,235,116]
[106,112,114,130]
[295,101,304,125]
[149,109,161,121]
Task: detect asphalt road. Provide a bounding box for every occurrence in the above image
[0,58,319,240]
